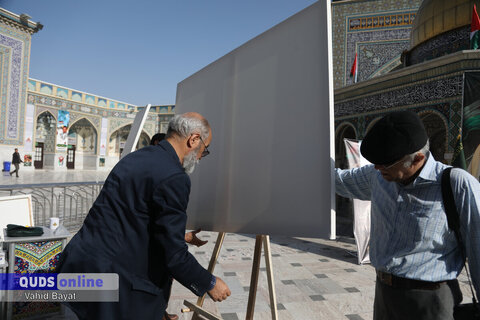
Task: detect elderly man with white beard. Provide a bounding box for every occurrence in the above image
[56,112,231,320]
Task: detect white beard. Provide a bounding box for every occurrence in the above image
[183,148,200,175]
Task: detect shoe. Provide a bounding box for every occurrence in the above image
[9,172,12,176]
[162,312,179,320]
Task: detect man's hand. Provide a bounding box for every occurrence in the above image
[185,229,208,247]
[207,277,231,302]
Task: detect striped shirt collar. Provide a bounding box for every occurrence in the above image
[407,152,440,187]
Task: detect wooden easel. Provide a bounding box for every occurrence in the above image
[182,232,278,320]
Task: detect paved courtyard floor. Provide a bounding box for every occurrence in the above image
[168,232,377,320]
[0,169,109,186]
[1,170,474,320]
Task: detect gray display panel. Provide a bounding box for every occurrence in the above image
[176,1,335,238]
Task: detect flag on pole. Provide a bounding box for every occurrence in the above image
[350,52,358,83]
[471,4,480,49]
[451,129,467,170]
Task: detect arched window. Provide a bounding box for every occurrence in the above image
[108,125,150,157]
[36,112,57,153]
[68,118,98,155]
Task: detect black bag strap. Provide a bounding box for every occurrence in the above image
[441,167,463,246]
[441,167,478,306]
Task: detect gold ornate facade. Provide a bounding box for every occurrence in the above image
[411,0,480,49]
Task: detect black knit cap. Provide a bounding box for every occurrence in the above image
[360,111,428,165]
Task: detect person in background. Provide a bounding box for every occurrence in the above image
[56,112,230,320]
[150,133,166,146]
[10,148,23,178]
[335,111,480,319]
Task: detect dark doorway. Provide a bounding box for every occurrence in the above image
[34,142,44,169]
[67,145,75,169]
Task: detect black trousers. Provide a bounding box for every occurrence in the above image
[374,278,462,320]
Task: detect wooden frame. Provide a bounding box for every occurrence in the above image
[183,233,277,320]
[0,195,33,240]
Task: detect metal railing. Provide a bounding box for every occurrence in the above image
[0,181,104,232]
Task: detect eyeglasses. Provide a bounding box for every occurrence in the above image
[377,156,406,169]
[199,137,210,158]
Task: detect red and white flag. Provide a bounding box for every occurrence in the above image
[350,52,358,83]
[471,4,480,49]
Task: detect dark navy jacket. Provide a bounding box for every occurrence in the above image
[56,140,212,319]
[12,152,21,164]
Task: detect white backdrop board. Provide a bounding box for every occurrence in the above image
[176,1,335,238]
[120,104,151,159]
[0,194,33,240]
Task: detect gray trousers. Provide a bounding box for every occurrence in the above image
[11,163,20,177]
[373,278,462,320]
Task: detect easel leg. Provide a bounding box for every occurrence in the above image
[246,235,263,320]
[192,232,226,320]
[263,235,278,320]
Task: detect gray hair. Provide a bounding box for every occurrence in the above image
[166,114,210,140]
[403,140,430,168]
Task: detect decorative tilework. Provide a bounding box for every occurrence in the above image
[35,107,57,153]
[408,26,469,65]
[98,98,106,107]
[14,241,62,273]
[40,83,52,95]
[449,102,463,152]
[0,24,32,146]
[28,93,157,124]
[85,95,95,105]
[71,91,82,102]
[69,112,101,130]
[348,12,416,31]
[28,79,35,91]
[0,33,23,139]
[358,41,408,80]
[0,46,11,141]
[143,122,155,138]
[13,241,62,319]
[335,76,463,117]
[332,0,422,88]
[109,118,132,137]
[345,28,411,85]
[336,103,454,149]
[56,87,68,98]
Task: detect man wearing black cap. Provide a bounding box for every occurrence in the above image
[335,110,480,319]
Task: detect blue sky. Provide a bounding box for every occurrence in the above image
[3,0,317,106]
